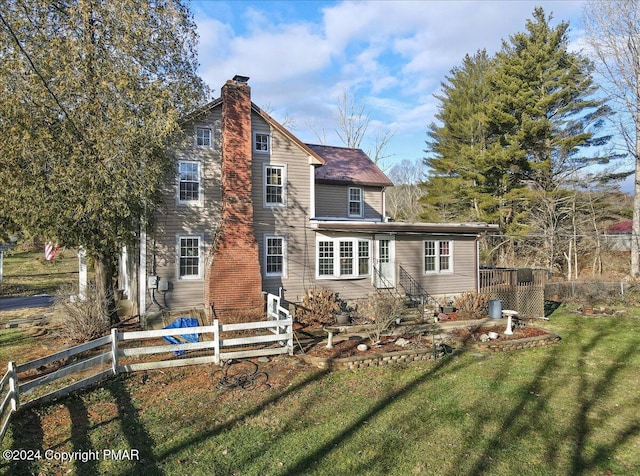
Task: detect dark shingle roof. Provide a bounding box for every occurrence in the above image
[307,144,393,187]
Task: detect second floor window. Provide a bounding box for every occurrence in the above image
[265,165,285,206]
[348,187,363,217]
[196,127,212,147]
[178,161,200,203]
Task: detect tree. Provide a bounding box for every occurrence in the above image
[0,0,208,322]
[386,159,425,221]
[423,8,615,270]
[313,88,395,166]
[583,0,640,276]
[423,50,498,223]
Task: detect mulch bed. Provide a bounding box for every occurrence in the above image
[302,334,432,359]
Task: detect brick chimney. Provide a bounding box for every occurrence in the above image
[206,76,264,321]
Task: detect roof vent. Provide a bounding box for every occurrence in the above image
[232,74,250,84]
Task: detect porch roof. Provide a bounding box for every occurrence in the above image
[311,220,499,235]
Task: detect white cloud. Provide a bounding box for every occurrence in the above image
[193,0,588,168]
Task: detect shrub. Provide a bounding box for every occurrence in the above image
[358,293,405,345]
[454,292,490,320]
[54,283,113,342]
[296,287,340,327]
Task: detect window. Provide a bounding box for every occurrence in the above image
[318,241,334,276]
[264,165,285,206]
[254,132,270,153]
[178,161,201,204]
[348,187,363,217]
[265,235,285,276]
[317,237,370,278]
[340,241,353,275]
[358,241,370,275]
[179,236,201,279]
[195,127,212,147]
[424,240,453,273]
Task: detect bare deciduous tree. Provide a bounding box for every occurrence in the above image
[584,0,640,275]
[386,159,425,222]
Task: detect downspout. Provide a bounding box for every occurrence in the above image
[475,235,480,293]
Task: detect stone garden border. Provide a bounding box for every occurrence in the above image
[296,323,561,370]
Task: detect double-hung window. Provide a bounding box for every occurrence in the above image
[264,164,285,206]
[195,127,212,147]
[317,237,370,278]
[265,235,286,277]
[424,240,453,273]
[178,161,201,204]
[348,187,363,217]
[254,132,270,154]
[179,236,201,279]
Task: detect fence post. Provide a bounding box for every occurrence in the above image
[111,328,119,375]
[213,319,220,365]
[8,362,19,412]
[287,321,293,356]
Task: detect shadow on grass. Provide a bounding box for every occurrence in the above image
[65,396,99,476]
[155,365,331,464]
[446,316,640,476]
[104,376,163,476]
[5,407,44,476]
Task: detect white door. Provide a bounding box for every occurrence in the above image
[374,235,395,288]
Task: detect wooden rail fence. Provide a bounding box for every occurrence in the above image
[0,303,292,443]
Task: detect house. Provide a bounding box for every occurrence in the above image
[120,76,498,322]
[604,220,632,251]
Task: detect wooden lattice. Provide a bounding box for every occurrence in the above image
[479,269,546,318]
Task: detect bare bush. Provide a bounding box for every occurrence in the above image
[55,284,112,342]
[358,294,405,345]
[454,292,490,320]
[296,287,340,327]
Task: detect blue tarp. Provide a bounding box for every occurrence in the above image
[163,317,200,355]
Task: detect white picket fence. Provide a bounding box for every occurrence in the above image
[0,299,292,443]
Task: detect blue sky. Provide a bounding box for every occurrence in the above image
[190,0,592,176]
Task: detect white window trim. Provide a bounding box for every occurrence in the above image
[316,235,371,279]
[264,234,287,278]
[195,126,213,147]
[348,187,364,218]
[177,235,203,280]
[254,131,271,154]
[176,160,203,206]
[263,163,287,208]
[424,240,454,274]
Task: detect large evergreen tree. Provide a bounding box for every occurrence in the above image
[424,50,498,222]
[0,0,208,322]
[423,8,614,269]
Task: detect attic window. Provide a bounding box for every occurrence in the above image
[196,127,212,147]
[254,132,270,154]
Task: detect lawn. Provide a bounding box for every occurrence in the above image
[0,249,80,298]
[1,307,640,475]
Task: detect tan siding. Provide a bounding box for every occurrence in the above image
[251,112,315,302]
[315,184,384,220]
[395,235,477,296]
[149,110,222,311]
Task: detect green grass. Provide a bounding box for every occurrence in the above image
[2,307,640,475]
[0,249,80,297]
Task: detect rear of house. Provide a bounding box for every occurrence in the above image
[119,76,497,323]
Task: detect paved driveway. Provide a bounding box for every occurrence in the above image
[0,295,54,311]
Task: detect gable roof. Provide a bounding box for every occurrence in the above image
[307,144,394,187]
[181,97,325,166]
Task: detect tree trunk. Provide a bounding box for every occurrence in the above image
[94,251,120,325]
